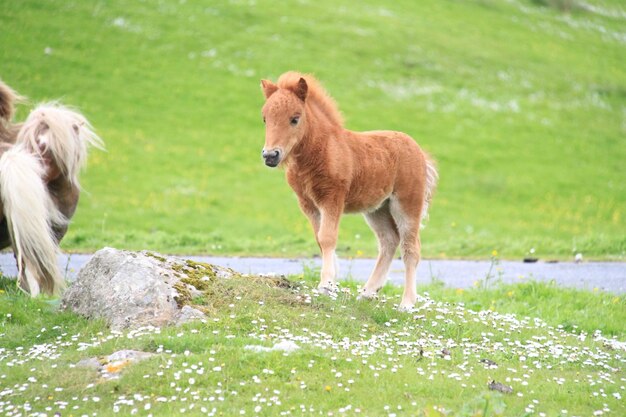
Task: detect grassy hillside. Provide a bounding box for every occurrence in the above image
[0,0,624,259]
[0,270,624,416]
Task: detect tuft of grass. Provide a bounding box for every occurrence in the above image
[0,0,624,260]
[1,269,623,416]
[0,276,109,350]
[418,279,626,338]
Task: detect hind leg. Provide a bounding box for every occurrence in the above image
[19,259,42,297]
[390,196,423,311]
[359,201,399,299]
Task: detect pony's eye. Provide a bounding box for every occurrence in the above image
[290,116,300,126]
[262,116,266,124]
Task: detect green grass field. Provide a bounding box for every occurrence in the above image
[1,269,624,417]
[1,0,625,260]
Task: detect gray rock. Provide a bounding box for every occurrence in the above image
[61,247,236,330]
[74,350,155,379]
[177,305,207,325]
[75,357,102,370]
[488,380,513,394]
[106,350,154,362]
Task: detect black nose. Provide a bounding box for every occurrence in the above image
[262,149,281,167]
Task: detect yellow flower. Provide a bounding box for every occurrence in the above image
[325,385,332,392]
[455,288,464,295]
[356,250,363,257]
[507,291,514,297]
[491,249,498,257]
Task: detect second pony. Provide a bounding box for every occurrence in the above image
[0,80,103,296]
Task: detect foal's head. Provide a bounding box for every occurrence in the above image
[260,77,308,167]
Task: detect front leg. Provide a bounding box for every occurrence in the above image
[297,195,321,239]
[316,201,343,293]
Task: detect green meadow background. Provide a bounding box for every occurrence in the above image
[1,0,624,260]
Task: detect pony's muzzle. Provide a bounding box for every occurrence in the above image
[262,148,282,167]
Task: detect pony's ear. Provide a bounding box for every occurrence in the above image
[261,80,278,99]
[293,77,308,102]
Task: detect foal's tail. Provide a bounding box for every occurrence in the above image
[0,145,67,296]
[17,103,104,186]
[421,153,438,227]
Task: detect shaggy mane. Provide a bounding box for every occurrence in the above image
[277,72,344,128]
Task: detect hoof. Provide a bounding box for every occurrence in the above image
[357,287,379,301]
[397,302,415,312]
[398,292,417,312]
[317,283,338,296]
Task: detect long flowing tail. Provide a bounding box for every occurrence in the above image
[421,153,439,227]
[0,144,67,296]
[17,103,104,186]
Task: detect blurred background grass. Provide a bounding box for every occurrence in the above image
[0,0,624,260]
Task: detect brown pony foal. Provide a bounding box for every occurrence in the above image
[260,72,437,310]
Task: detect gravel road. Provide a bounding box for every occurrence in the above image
[1,253,624,293]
